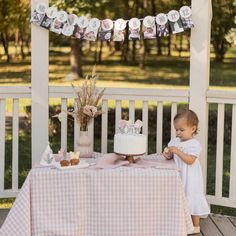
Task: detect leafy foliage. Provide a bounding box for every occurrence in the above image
[211,0,236,61]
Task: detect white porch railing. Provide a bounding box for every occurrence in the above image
[0,86,31,198]
[0,86,236,209]
[206,90,236,208]
[49,86,189,154]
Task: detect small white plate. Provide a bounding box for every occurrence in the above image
[53,160,90,170]
[40,159,56,167]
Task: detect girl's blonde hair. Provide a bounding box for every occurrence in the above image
[174,109,199,135]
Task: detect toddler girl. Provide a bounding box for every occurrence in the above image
[163,109,210,234]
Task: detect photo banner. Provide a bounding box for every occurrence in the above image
[31,2,194,42]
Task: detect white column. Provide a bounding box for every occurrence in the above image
[189,0,212,189]
[31,0,49,166]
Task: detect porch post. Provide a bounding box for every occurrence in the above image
[31,0,49,166]
[189,0,212,189]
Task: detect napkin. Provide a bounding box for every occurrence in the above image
[130,157,177,169]
[91,153,178,169]
[54,148,65,162]
[91,153,129,169]
[40,143,54,165]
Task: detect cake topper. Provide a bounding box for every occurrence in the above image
[118,119,143,134]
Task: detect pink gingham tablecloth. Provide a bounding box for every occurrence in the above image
[0,155,193,236]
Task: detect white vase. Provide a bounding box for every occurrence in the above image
[76,130,93,158]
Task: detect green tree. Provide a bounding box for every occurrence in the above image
[0,0,30,61]
[0,0,15,62]
[50,0,91,77]
[211,0,236,61]
[50,0,117,76]
[15,0,30,59]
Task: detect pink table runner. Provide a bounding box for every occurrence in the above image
[0,154,193,236]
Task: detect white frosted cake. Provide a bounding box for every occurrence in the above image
[114,133,147,156]
[114,119,147,156]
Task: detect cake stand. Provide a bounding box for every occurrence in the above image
[115,153,145,163]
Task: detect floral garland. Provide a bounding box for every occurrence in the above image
[31,2,194,42]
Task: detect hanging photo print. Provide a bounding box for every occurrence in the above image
[179,6,194,29]
[98,19,113,41]
[50,11,68,34]
[31,2,194,41]
[46,6,58,19]
[84,18,100,41]
[31,2,47,26]
[113,19,127,42]
[62,24,74,36]
[73,16,89,40]
[40,6,58,29]
[67,14,77,26]
[167,10,184,34]
[128,18,141,40]
[143,16,156,39]
[61,14,77,37]
[155,13,169,37]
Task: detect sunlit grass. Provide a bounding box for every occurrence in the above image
[0,199,14,208]
[4,95,179,114]
[4,99,30,114]
[1,45,235,88]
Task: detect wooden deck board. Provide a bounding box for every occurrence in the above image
[1,209,236,235]
[0,209,9,228]
[229,216,236,227]
[200,216,223,236]
[210,214,236,236]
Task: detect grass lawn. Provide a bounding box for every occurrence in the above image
[1,46,235,114]
[0,45,236,90]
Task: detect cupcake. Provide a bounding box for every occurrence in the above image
[60,159,70,167]
[70,159,80,165]
[69,151,80,165]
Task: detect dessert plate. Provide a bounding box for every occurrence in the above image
[39,159,56,167]
[53,160,90,170]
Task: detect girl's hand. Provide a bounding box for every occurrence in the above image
[162,147,173,160]
[168,146,197,165]
[168,146,181,156]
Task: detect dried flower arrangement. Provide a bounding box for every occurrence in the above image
[68,66,105,131]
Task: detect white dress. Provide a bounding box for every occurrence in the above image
[168,137,210,217]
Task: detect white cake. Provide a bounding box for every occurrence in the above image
[114,133,147,156]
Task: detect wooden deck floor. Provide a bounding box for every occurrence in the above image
[199,214,236,236]
[0,209,236,235]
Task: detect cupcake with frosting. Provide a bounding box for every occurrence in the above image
[70,151,80,165]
